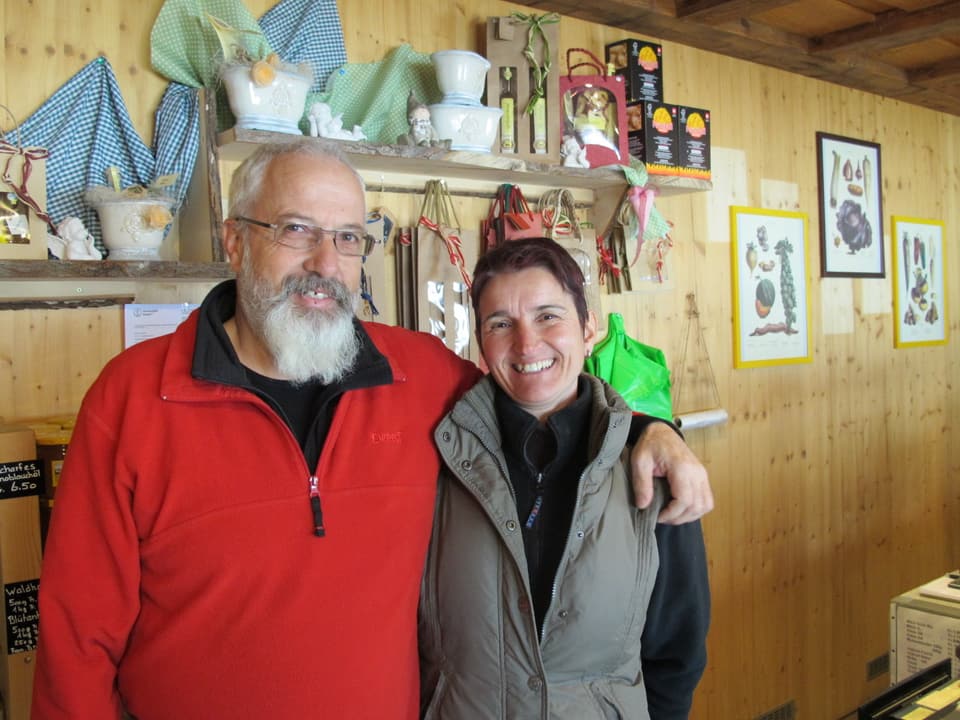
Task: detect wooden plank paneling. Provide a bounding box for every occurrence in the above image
[1,1,959,719]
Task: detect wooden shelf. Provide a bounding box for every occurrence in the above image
[0,260,233,280]
[2,121,709,285]
[218,128,713,196]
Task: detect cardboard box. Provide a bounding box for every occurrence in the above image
[605,39,663,103]
[890,576,960,684]
[0,151,49,260]
[0,425,42,720]
[626,101,678,175]
[677,105,712,180]
[485,15,561,163]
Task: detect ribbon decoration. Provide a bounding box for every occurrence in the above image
[0,106,55,233]
[653,235,674,283]
[509,11,559,116]
[595,232,622,286]
[617,184,658,269]
[539,187,578,239]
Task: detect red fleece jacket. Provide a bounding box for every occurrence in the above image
[32,312,479,720]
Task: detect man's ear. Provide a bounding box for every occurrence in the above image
[223,220,244,273]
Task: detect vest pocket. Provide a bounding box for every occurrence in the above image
[589,680,628,719]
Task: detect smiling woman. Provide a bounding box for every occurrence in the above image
[419,236,711,720]
[475,263,595,421]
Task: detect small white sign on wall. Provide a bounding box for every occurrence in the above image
[123,303,199,349]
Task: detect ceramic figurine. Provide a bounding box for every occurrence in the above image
[307,102,366,141]
[560,134,590,168]
[397,92,446,147]
[48,217,102,260]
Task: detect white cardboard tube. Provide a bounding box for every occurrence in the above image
[674,409,729,431]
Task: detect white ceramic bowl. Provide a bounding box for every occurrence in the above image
[222,64,310,135]
[431,50,490,105]
[93,198,174,260]
[429,103,503,153]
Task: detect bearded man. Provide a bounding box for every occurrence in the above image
[32,141,712,720]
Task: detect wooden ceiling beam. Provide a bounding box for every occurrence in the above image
[811,1,960,55]
[674,0,797,25]
[909,55,960,86]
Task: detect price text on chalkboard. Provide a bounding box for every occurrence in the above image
[0,459,42,499]
[5,579,39,654]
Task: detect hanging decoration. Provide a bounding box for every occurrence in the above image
[597,158,674,292]
[673,293,728,431]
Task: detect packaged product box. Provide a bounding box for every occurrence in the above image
[0,424,42,720]
[677,105,711,180]
[626,101,678,175]
[485,15,561,163]
[605,39,663,103]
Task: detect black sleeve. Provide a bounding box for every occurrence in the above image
[641,519,711,719]
[627,413,684,445]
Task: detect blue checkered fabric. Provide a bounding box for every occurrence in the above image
[153,81,202,216]
[18,57,163,253]
[17,0,345,255]
[259,0,347,94]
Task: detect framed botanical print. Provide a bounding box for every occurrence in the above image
[731,206,812,368]
[816,132,884,277]
[892,216,947,348]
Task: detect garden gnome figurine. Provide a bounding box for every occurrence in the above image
[397,91,444,147]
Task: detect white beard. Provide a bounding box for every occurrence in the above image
[238,252,361,385]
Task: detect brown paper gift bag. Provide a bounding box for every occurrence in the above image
[415,180,479,361]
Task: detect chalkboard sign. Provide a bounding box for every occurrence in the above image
[4,579,39,654]
[0,459,42,499]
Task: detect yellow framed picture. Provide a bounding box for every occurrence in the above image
[892,216,947,348]
[730,206,812,368]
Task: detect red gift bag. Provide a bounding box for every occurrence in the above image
[559,48,629,168]
[481,183,545,251]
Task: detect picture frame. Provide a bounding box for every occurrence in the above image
[892,216,947,348]
[816,132,884,277]
[730,206,812,368]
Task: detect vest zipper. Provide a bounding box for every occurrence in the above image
[308,476,326,537]
[540,463,591,638]
[524,472,544,529]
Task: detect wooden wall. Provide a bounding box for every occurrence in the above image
[3,1,960,718]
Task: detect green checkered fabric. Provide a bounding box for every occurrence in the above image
[309,44,440,144]
[151,0,271,88]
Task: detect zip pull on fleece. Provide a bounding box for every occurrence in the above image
[525,472,544,529]
[308,476,325,537]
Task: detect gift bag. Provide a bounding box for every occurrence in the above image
[559,49,629,168]
[394,225,417,330]
[416,179,480,359]
[539,187,603,330]
[482,183,544,252]
[356,209,391,323]
[583,312,672,421]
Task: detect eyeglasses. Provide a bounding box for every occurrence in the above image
[235,217,375,256]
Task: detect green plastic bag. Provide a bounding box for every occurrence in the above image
[583,313,673,421]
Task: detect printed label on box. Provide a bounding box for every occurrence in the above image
[627,101,677,173]
[678,105,711,180]
[606,39,663,103]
